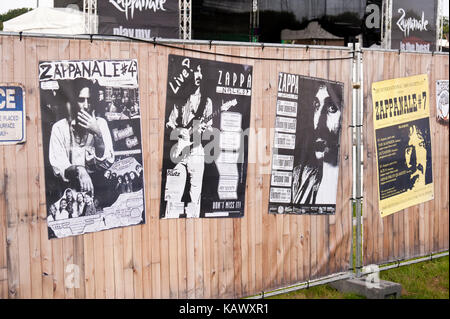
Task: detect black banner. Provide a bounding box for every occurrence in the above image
[98,0,179,40]
[160,55,253,219]
[392,0,437,52]
[39,59,146,239]
[269,74,344,215]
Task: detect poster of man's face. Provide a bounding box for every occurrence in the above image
[39,59,146,239]
[269,74,344,215]
[376,117,433,201]
[436,80,449,123]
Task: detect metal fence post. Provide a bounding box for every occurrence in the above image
[349,42,363,277]
[354,42,363,277]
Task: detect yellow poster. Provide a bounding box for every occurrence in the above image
[372,74,434,218]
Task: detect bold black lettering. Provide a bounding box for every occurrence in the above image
[39,64,52,80]
[393,97,399,116]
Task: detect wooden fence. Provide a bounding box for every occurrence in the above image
[0,34,353,299]
[362,50,449,266]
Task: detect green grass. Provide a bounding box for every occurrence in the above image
[269,255,449,299]
[380,256,449,299]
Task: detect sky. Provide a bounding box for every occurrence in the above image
[0,0,448,16]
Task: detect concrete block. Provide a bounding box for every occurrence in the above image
[329,276,402,299]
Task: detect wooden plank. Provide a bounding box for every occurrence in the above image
[0,36,9,298]
[375,51,384,265]
[123,226,134,299]
[273,48,285,287]
[34,38,55,300]
[362,50,372,265]
[392,52,401,262]
[439,55,450,252]
[94,39,115,300]
[21,37,43,299]
[0,133,6,299]
[83,232,96,298]
[177,217,187,298]
[128,42,144,300]
[57,38,76,300]
[168,219,178,298]
[423,52,433,256]
[254,47,264,295]
[232,216,242,298]
[308,50,318,279]
[317,49,327,277]
[193,47,205,300]
[116,41,136,300]
[67,39,86,300]
[211,217,219,298]
[327,48,338,275]
[397,52,406,261]
[340,48,352,272]
[236,48,250,299]
[435,55,448,253]
[108,41,125,300]
[43,38,66,300]
[93,231,106,299]
[11,36,32,299]
[138,41,153,300]
[231,46,243,298]
[0,37,6,299]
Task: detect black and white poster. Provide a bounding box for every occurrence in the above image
[98,0,179,40]
[436,80,449,124]
[160,55,252,219]
[268,73,344,215]
[392,0,438,52]
[39,59,146,239]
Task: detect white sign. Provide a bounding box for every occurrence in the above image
[0,84,26,144]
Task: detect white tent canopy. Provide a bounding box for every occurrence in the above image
[3,7,89,35]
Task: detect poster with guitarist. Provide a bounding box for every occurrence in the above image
[160,55,253,219]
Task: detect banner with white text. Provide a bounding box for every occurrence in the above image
[98,0,179,40]
[391,0,437,52]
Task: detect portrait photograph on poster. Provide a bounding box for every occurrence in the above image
[39,59,146,239]
[160,54,253,219]
[436,80,449,124]
[268,73,345,215]
[372,74,434,218]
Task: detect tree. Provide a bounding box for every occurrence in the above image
[0,8,33,31]
[442,16,449,39]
